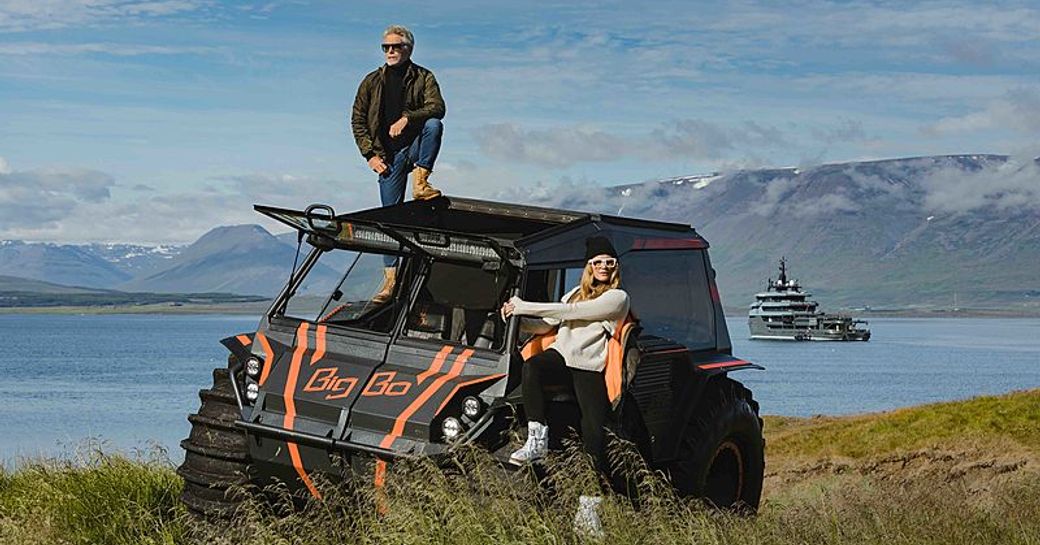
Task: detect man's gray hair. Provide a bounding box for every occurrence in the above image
[383,25,414,46]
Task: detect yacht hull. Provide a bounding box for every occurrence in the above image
[748,319,871,341]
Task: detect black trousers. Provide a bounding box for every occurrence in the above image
[522,348,610,469]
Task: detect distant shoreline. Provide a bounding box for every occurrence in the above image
[0,301,272,315]
[1,301,1038,318]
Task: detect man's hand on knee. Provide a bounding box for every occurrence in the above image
[368,156,388,175]
[389,116,408,137]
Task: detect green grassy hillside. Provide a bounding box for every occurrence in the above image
[2,390,1038,544]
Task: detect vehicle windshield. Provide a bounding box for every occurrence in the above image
[284,249,410,334]
[282,247,513,348]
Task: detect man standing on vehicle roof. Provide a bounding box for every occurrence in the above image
[351,24,446,303]
[351,24,445,205]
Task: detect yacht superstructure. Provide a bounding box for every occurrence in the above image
[748,258,870,341]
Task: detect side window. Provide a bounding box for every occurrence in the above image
[621,250,715,350]
[563,267,583,298]
[522,268,581,303]
[404,260,511,350]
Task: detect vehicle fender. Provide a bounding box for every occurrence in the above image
[220,333,256,363]
[656,354,763,462]
[692,355,764,377]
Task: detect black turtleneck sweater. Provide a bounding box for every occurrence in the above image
[381,62,408,151]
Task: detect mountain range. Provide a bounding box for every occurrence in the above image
[597,154,1040,311]
[2,154,1037,312]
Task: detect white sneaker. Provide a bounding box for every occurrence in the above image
[573,495,604,539]
[509,421,548,465]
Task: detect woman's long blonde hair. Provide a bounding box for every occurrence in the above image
[570,260,621,302]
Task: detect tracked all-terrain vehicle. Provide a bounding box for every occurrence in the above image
[177,196,764,515]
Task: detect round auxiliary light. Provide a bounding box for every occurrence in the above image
[246,357,262,377]
[462,396,482,418]
[441,417,462,441]
[246,382,260,402]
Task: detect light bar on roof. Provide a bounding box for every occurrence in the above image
[337,222,498,261]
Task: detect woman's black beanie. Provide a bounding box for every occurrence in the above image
[585,236,618,260]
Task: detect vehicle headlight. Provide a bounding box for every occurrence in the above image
[462,396,482,418]
[246,382,259,402]
[441,417,462,441]
[246,357,262,377]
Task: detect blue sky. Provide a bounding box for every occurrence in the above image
[1,0,1038,244]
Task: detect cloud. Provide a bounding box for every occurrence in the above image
[937,36,999,67]
[0,164,115,230]
[648,119,787,160]
[918,157,1040,213]
[925,88,1040,135]
[473,123,628,168]
[0,156,10,175]
[0,42,218,57]
[0,0,208,32]
[810,118,867,143]
[473,119,788,168]
[749,175,798,217]
[0,162,377,244]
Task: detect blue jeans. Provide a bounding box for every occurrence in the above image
[378,118,443,265]
[377,118,443,207]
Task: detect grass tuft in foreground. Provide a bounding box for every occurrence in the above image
[2,389,1039,544]
[0,444,183,545]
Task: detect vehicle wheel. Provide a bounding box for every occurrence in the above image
[668,377,764,511]
[176,356,252,518]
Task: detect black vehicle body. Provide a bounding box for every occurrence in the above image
[178,196,763,511]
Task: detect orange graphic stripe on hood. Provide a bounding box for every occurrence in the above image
[284,322,322,500]
[255,332,275,386]
[380,348,474,449]
[416,345,453,385]
[310,324,327,365]
[433,373,506,416]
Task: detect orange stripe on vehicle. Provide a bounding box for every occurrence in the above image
[283,322,322,500]
[374,458,388,516]
[604,314,637,404]
[379,348,474,449]
[416,345,454,385]
[698,359,748,370]
[236,334,253,346]
[634,237,707,250]
[433,373,506,416]
[256,332,275,386]
[374,459,387,488]
[653,347,689,355]
[310,324,327,365]
[520,331,557,360]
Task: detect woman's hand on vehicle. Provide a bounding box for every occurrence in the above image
[500,298,517,320]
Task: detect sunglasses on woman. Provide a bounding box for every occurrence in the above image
[588,258,617,269]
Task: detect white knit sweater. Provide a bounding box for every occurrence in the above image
[511,287,630,372]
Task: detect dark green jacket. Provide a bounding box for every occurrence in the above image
[351,61,446,161]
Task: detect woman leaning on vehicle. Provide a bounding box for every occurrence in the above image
[500,235,630,468]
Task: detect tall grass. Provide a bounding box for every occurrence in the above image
[0,444,183,545]
[3,390,1039,544]
[765,389,1040,459]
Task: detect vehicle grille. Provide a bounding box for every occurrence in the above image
[630,360,672,429]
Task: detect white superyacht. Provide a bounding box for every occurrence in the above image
[748,258,870,341]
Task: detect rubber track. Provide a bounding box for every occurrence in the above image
[176,364,253,517]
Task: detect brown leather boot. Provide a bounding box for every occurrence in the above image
[411,166,442,200]
[371,267,397,304]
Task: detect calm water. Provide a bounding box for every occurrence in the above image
[0,314,1037,466]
